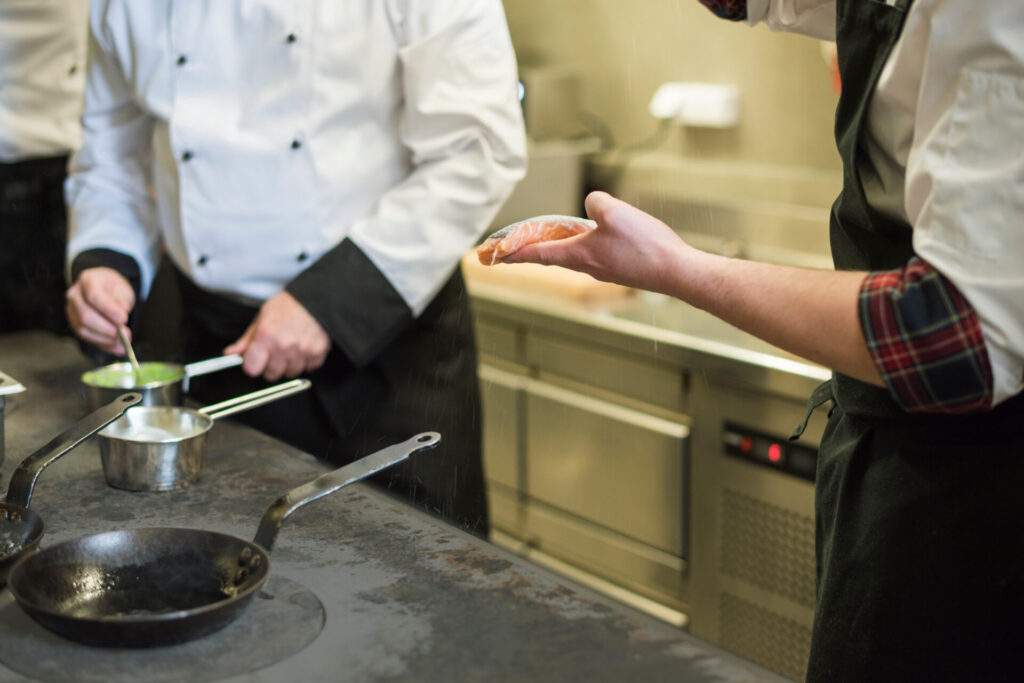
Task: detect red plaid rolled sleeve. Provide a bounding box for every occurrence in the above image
[859,257,993,413]
[697,0,748,21]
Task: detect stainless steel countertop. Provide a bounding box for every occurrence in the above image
[0,332,787,683]
[466,279,831,400]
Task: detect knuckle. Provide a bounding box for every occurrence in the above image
[252,330,276,350]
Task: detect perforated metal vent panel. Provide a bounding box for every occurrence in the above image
[719,592,811,682]
[720,489,815,607]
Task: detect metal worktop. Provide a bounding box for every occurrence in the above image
[467,279,830,402]
[0,332,786,683]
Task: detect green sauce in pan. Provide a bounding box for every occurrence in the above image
[82,362,183,389]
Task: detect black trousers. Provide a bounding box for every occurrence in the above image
[0,155,71,336]
[169,265,489,537]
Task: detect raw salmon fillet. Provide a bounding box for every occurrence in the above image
[477,215,597,265]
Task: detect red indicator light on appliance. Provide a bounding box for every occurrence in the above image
[740,436,753,453]
[768,443,782,463]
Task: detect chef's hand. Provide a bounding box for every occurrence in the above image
[65,267,136,355]
[224,291,330,381]
[505,191,692,295]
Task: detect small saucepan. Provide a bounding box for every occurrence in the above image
[7,431,441,647]
[81,354,244,409]
[98,378,312,492]
[0,393,142,584]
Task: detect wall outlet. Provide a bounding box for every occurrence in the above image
[649,82,741,128]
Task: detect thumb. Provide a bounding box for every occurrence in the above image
[224,323,256,356]
[584,190,619,223]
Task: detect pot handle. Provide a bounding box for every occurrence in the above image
[197,379,312,421]
[5,392,142,508]
[181,354,244,392]
[253,431,441,552]
[0,371,26,397]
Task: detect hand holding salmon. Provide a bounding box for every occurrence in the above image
[480,192,692,297]
[477,215,597,265]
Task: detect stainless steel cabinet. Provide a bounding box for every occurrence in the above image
[472,293,826,682]
[477,317,692,617]
[523,377,689,557]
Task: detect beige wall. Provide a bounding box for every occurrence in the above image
[504,0,842,172]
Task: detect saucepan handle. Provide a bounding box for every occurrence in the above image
[181,354,244,393]
[253,431,442,552]
[198,379,311,421]
[5,393,142,508]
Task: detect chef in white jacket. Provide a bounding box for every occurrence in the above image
[1,1,88,335]
[64,0,527,535]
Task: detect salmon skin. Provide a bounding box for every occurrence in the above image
[477,215,597,265]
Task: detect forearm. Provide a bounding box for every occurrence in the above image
[667,246,882,385]
[507,191,1002,411]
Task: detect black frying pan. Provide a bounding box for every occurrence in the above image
[0,393,142,584]
[7,431,441,647]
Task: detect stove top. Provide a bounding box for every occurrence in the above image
[0,576,323,683]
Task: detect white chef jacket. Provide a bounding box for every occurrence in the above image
[746,0,1024,406]
[67,0,526,322]
[0,0,89,162]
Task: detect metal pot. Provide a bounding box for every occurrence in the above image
[0,370,26,466]
[7,432,441,647]
[81,354,244,409]
[98,379,312,492]
[0,393,142,584]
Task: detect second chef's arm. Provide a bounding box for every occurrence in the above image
[284,0,527,368]
[65,13,161,352]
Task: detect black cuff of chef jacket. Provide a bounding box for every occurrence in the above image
[286,238,413,369]
[70,248,143,309]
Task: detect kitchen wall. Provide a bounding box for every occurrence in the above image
[502,0,843,263]
[505,0,841,169]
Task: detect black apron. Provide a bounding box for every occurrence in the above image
[0,155,72,336]
[804,1,1024,680]
[169,265,489,538]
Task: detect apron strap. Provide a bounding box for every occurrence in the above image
[790,379,835,441]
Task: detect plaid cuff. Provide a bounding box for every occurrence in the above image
[697,0,748,21]
[859,258,993,414]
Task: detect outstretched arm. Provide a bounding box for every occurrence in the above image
[507,191,881,385]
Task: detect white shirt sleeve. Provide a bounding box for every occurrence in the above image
[344,0,527,316]
[747,0,837,41]
[901,0,1024,405]
[65,8,162,297]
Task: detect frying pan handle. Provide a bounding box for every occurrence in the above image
[198,378,312,421]
[253,431,442,552]
[181,354,244,393]
[5,392,142,508]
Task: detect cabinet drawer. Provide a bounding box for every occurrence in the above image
[526,332,686,413]
[479,365,523,490]
[475,319,521,365]
[523,378,690,557]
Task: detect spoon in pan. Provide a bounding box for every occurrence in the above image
[117,326,142,383]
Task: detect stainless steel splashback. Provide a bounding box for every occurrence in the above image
[596,153,841,270]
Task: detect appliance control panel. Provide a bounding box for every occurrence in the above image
[721,422,817,481]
